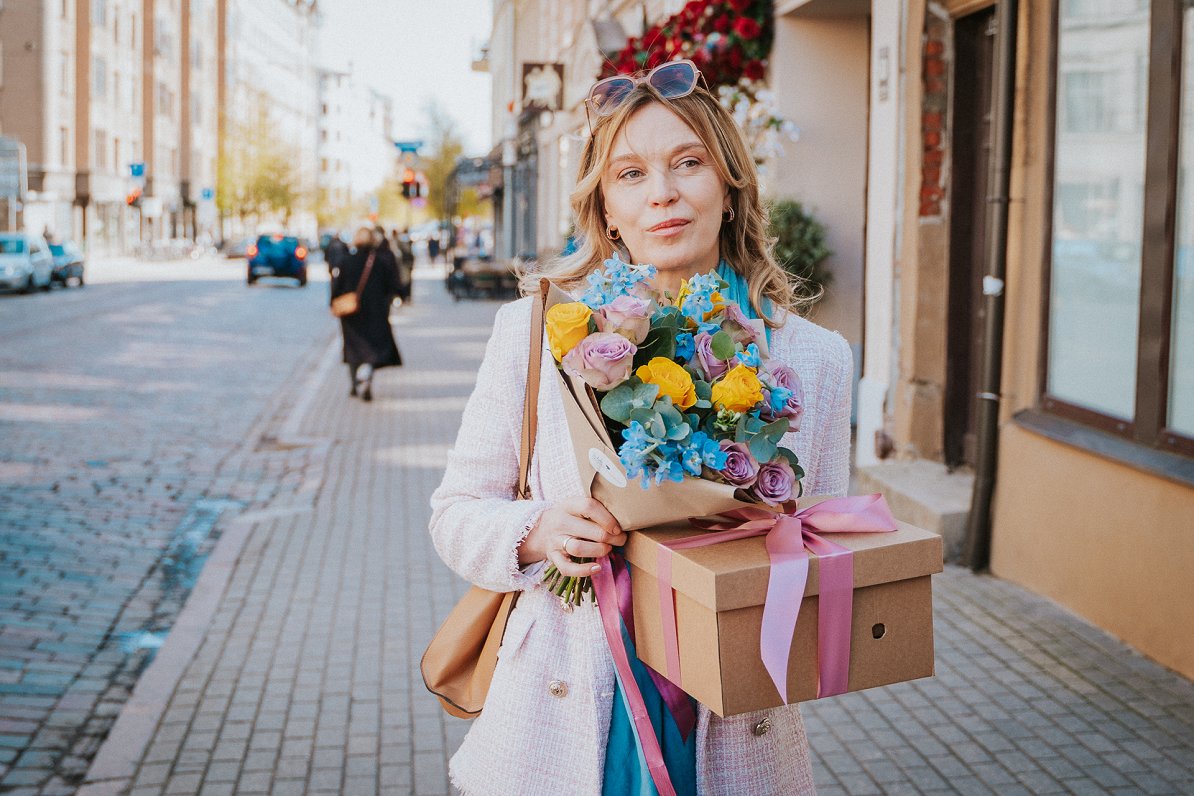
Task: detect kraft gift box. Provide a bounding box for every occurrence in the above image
[622,500,944,717]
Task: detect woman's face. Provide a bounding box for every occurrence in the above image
[600,102,728,286]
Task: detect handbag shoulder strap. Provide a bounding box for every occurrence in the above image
[517,280,549,500]
[354,250,377,295]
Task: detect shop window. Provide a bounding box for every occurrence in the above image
[1045,1,1194,456]
[1168,7,1194,441]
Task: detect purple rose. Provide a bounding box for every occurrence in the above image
[693,332,728,381]
[562,332,637,391]
[762,363,805,431]
[596,295,652,345]
[719,302,761,346]
[717,441,759,487]
[751,458,796,506]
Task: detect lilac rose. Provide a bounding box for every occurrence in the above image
[762,363,805,430]
[562,332,637,391]
[717,441,760,487]
[751,458,796,506]
[719,302,761,346]
[693,332,729,381]
[595,295,652,345]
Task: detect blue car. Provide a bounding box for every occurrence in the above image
[246,235,309,286]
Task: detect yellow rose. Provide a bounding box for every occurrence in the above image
[711,364,764,412]
[636,357,697,410]
[545,302,593,361]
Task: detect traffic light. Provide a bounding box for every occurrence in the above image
[401,168,415,199]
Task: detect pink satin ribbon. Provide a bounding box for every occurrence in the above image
[593,557,678,796]
[657,494,897,702]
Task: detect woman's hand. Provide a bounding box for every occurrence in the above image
[519,497,627,576]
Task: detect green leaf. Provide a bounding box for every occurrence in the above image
[630,381,660,410]
[600,384,635,423]
[694,380,712,401]
[710,331,736,361]
[761,418,790,444]
[749,435,777,463]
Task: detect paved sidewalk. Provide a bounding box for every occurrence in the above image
[81,275,1194,795]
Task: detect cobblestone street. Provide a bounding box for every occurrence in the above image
[0,257,335,792]
[55,269,1194,795]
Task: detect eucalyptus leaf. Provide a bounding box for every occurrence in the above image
[761,418,790,443]
[710,330,736,361]
[694,380,712,401]
[600,384,635,423]
[749,435,777,464]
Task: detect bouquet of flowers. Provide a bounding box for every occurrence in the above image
[540,257,805,604]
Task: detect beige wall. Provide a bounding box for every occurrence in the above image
[988,2,1194,680]
[769,14,869,346]
[991,426,1194,679]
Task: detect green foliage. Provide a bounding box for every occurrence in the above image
[600,378,659,424]
[710,331,735,361]
[421,100,465,222]
[767,199,832,303]
[216,99,305,226]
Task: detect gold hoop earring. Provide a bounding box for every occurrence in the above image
[606,225,621,241]
[722,207,735,223]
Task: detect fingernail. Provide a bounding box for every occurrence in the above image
[590,564,601,573]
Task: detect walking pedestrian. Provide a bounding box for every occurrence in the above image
[428,232,441,263]
[429,60,849,794]
[330,226,402,402]
[324,232,348,270]
[393,228,415,304]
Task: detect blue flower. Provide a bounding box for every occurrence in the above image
[769,386,793,414]
[584,255,658,309]
[737,343,761,369]
[675,332,695,362]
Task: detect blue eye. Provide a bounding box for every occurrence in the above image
[619,168,643,180]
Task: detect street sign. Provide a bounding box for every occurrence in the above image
[393,140,423,154]
[201,187,214,201]
[412,197,427,209]
[130,162,145,178]
[0,136,28,200]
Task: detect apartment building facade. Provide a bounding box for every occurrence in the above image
[316,67,396,225]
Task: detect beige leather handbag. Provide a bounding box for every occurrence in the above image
[420,282,547,719]
[330,251,376,318]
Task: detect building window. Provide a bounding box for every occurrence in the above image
[93,0,107,27]
[1169,8,1194,440]
[93,57,107,97]
[113,137,121,172]
[60,51,70,95]
[60,127,70,167]
[1046,1,1193,455]
[95,130,108,170]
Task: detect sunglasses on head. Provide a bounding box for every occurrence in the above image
[585,59,706,134]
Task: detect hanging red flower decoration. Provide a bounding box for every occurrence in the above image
[598,0,775,91]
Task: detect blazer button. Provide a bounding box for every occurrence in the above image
[548,680,568,698]
[752,716,772,737]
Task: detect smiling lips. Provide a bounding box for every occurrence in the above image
[647,218,691,235]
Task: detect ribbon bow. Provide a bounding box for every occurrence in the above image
[661,494,897,702]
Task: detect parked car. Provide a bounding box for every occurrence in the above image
[222,237,254,258]
[0,233,54,293]
[48,241,86,287]
[246,234,309,286]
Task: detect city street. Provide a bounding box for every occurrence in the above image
[0,255,336,792]
[2,265,1181,795]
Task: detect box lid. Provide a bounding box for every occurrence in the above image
[623,496,944,613]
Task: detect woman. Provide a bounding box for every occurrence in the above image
[330,226,402,402]
[430,62,850,794]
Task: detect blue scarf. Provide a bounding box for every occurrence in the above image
[717,259,772,346]
[600,261,769,795]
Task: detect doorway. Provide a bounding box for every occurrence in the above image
[944,7,996,469]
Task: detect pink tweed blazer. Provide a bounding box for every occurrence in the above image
[430,296,852,795]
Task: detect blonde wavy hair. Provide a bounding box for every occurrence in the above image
[520,81,812,324]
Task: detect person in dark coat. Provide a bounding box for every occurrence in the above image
[325,233,349,269]
[330,226,402,402]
